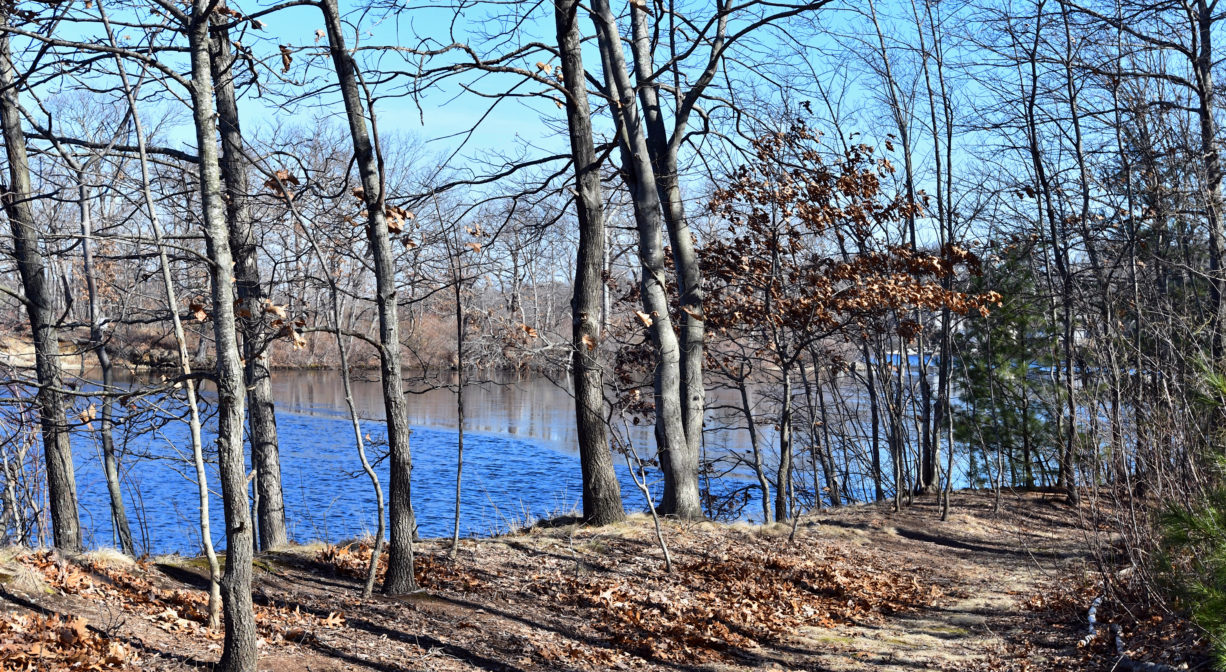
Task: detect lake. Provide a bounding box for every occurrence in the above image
[71,370,773,555]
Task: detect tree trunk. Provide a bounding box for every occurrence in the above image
[725,362,771,524]
[74,168,134,555]
[187,14,257,670]
[627,6,707,484]
[102,4,223,620]
[590,0,700,519]
[289,188,386,598]
[319,0,416,592]
[210,21,287,550]
[1191,0,1226,363]
[0,19,81,553]
[775,369,794,522]
[911,0,954,506]
[555,0,625,526]
[450,234,466,554]
[803,358,841,508]
[1019,4,1076,503]
[864,345,884,501]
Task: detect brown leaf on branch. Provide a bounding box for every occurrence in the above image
[680,304,704,320]
[189,302,208,322]
[278,325,309,350]
[384,205,413,234]
[279,44,293,73]
[262,169,299,200]
[79,402,97,430]
[263,301,289,320]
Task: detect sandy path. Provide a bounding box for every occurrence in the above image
[782,493,1088,671]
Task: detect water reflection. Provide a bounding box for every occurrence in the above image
[268,370,596,453]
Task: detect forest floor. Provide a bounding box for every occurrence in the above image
[0,491,1209,671]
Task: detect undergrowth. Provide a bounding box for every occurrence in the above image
[1159,463,1226,670]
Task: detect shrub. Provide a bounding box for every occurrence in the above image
[1159,476,1226,669]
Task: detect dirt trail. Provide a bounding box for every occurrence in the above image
[0,491,1095,671]
[791,493,1091,671]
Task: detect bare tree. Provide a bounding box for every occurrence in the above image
[210,12,288,550]
[319,0,416,594]
[0,9,81,553]
[554,0,626,526]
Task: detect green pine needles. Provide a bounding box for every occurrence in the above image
[1158,366,1226,669]
[1159,471,1226,669]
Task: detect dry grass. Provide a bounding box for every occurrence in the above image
[79,547,137,568]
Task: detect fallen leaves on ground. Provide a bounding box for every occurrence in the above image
[1023,577,1210,672]
[15,552,346,649]
[315,541,484,592]
[0,613,132,670]
[528,540,942,663]
[311,530,945,665]
[961,574,1211,672]
[0,495,1105,672]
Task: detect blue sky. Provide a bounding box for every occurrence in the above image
[230,0,575,176]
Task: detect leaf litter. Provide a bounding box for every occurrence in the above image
[0,493,1193,671]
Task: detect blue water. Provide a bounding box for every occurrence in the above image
[71,405,756,555]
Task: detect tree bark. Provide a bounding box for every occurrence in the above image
[1019,2,1077,504]
[554,0,625,527]
[100,0,222,620]
[775,366,794,522]
[210,18,288,550]
[319,0,416,593]
[292,198,385,598]
[187,12,257,669]
[626,6,707,485]
[733,366,771,524]
[0,18,82,553]
[1189,0,1226,363]
[590,0,701,519]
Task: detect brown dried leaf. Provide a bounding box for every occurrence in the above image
[264,301,289,320]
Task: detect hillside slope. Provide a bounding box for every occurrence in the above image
[0,492,1203,671]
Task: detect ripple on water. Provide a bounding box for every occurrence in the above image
[72,410,683,554]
